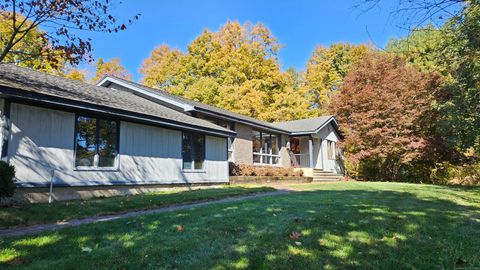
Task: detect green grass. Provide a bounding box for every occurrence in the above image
[1,182,479,269]
[0,186,275,229]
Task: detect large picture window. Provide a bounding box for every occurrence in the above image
[182,132,205,170]
[75,116,119,168]
[252,130,280,165]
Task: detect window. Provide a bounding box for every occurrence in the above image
[182,132,205,170]
[327,140,335,160]
[252,130,280,165]
[75,116,119,168]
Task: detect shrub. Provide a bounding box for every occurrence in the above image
[229,163,303,177]
[0,161,15,199]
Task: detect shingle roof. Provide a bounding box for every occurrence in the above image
[273,116,336,134]
[100,76,290,134]
[0,64,234,136]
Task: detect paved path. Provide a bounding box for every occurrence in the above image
[0,190,290,238]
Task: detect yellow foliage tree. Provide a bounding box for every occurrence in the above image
[305,43,372,113]
[92,58,131,83]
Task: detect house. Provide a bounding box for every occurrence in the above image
[0,64,342,198]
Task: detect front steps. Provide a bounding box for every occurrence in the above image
[313,169,344,182]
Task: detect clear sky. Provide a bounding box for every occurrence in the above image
[85,0,409,81]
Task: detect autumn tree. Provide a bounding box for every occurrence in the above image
[387,2,480,157]
[0,0,138,67]
[139,44,184,89]
[140,21,292,121]
[331,53,443,181]
[268,68,316,121]
[304,43,371,113]
[0,11,66,74]
[64,69,87,82]
[92,58,131,82]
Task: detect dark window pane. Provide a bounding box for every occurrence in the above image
[193,134,205,170]
[182,133,193,170]
[98,120,118,167]
[75,116,96,167]
[253,154,261,163]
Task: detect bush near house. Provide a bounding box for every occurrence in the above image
[229,163,303,177]
[0,161,15,199]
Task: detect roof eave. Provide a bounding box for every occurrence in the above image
[98,77,196,112]
[0,86,235,138]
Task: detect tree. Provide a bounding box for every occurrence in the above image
[386,25,449,74]
[438,2,480,154]
[0,11,66,74]
[330,53,443,181]
[387,2,480,157]
[304,43,371,113]
[140,21,292,121]
[139,44,184,88]
[92,58,131,82]
[0,0,138,67]
[65,69,87,82]
[268,68,316,121]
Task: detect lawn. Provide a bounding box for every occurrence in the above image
[1,182,479,269]
[0,186,275,229]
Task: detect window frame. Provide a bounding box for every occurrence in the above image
[252,130,281,166]
[181,131,206,172]
[73,114,120,170]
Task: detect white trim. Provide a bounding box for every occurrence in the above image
[97,77,195,112]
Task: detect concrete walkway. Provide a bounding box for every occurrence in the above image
[0,190,290,238]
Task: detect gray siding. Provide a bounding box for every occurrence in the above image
[8,103,228,187]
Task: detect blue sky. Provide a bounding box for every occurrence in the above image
[85,0,408,81]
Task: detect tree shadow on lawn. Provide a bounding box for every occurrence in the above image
[1,188,480,269]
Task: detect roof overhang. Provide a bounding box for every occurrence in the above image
[0,85,236,138]
[288,116,342,138]
[97,77,196,112]
[98,77,290,135]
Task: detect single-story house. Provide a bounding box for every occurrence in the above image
[0,64,342,193]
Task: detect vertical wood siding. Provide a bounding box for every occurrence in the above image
[8,103,228,187]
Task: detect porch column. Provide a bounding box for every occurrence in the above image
[308,135,314,168]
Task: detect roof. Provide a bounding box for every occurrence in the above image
[0,64,235,137]
[273,116,338,135]
[98,76,291,134]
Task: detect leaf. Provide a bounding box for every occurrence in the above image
[289,231,301,240]
[294,241,302,246]
[176,225,185,232]
[81,247,93,253]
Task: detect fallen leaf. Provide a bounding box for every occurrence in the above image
[81,247,93,253]
[295,241,302,246]
[176,225,185,232]
[289,231,301,240]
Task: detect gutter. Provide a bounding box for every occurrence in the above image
[0,86,236,138]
